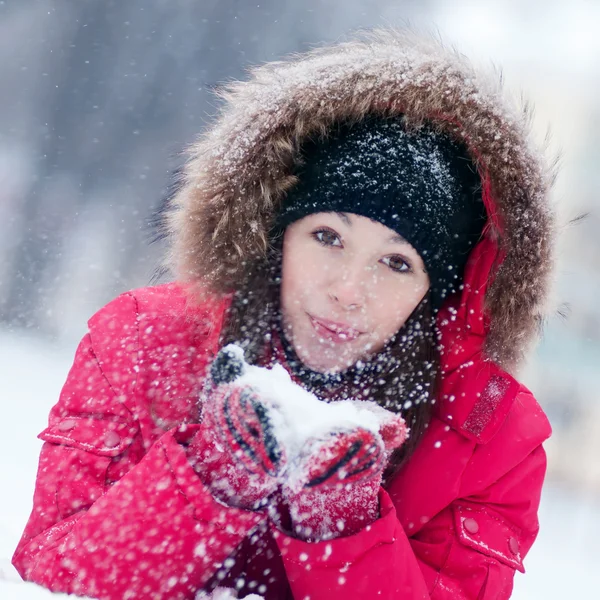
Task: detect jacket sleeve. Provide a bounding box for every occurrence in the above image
[11,296,263,600]
[272,440,547,599]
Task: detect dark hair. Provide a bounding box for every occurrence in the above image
[219,238,441,483]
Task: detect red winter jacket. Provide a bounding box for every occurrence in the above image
[13,235,551,599]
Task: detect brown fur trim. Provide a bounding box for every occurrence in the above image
[163,28,557,373]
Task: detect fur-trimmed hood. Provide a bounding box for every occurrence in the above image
[163,28,557,374]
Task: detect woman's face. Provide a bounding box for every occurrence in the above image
[280,212,430,373]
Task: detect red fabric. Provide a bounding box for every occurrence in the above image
[282,427,386,541]
[187,382,284,510]
[13,236,551,598]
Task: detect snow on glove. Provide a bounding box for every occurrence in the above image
[343,400,410,458]
[282,417,408,541]
[187,347,286,510]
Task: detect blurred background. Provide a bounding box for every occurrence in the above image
[1,0,599,598]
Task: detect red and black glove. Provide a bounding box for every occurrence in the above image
[281,410,408,541]
[187,347,286,510]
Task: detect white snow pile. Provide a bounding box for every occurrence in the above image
[227,343,398,459]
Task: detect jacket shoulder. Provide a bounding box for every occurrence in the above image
[86,284,229,424]
[437,356,551,446]
[493,386,552,456]
[457,386,551,499]
[88,282,228,342]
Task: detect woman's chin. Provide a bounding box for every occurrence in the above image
[296,345,358,374]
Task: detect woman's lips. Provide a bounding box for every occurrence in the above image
[308,314,363,343]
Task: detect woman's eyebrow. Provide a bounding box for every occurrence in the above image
[389,233,409,244]
[335,211,409,244]
[335,212,352,226]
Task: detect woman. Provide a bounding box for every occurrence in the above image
[13,29,555,599]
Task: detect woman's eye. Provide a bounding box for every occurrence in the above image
[313,229,342,247]
[382,255,412,273]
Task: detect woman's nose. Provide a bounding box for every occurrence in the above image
[328,264,369,310]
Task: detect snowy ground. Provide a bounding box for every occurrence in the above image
[1,329,599,599]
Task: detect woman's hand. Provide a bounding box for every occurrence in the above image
[281,412,407,541]
[190,345,408,536]
[187,348,286,510]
